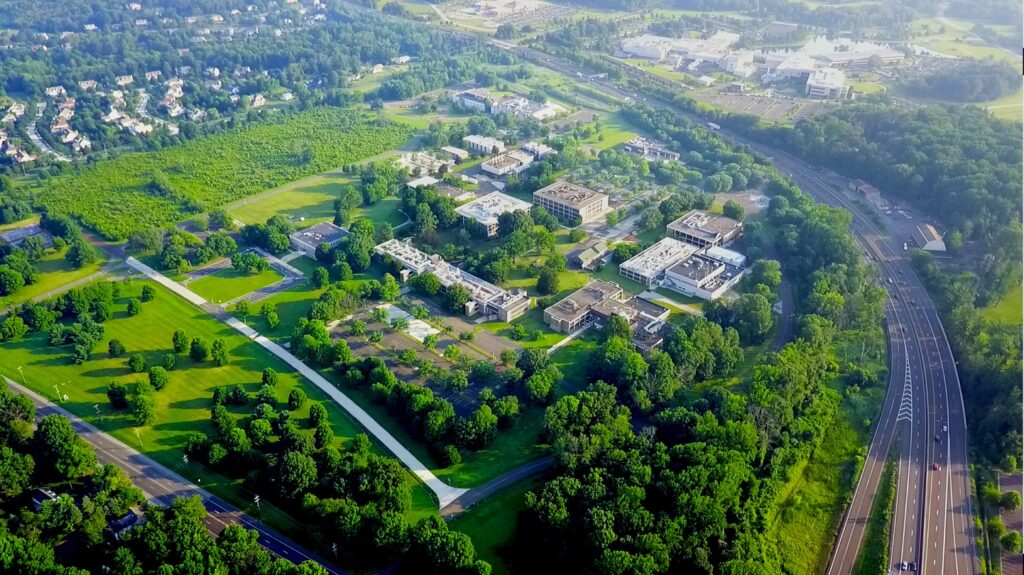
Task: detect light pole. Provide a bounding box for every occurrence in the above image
[17,366,25,385]
[133,428,142,449]
[253,494,261,512]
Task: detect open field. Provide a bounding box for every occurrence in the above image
[983,91,1023,123]
[0,280,438,530]
[582,111,643,150]
[981,284,1023,325]
[188,266,284,304]
[32,108,412,239]
[230,177,408,229]
[0,247,107,310]
[910,18,1021,64]
[451,476,545,575]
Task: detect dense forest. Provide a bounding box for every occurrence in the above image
[902,60,1021,103]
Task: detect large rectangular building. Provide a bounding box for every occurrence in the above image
[532,179,608,225]
[454,191,532,237]
[375,239,529,321]
[618,237,699,288]
[544,280,670,351]
[666,210,742,248]
[481,149,535,176]
[662,252,746,301]
[463,135,506,155]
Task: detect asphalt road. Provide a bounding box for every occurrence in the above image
[4,377,344,575]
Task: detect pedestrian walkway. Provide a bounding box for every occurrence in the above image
[125,257,466,508]
[546,325,589,356]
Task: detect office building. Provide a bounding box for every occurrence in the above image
[666,210,742,248]
[289,222,349,258]
[662,252,746,301]
[543,280,670,351]
[463,134,506,155]
[618,237,699,288]
[532,179,608,225]
[454,192,531,237]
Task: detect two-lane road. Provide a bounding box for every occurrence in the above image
[5,378,344,574]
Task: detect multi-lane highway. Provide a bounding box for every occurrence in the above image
[4,378,344,575]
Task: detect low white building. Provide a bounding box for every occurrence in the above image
[619,237,699,288]
[455,191,531,237]
[662,252,746,301]
[805,68,849,99]
[463,134,505,155]
[289,222,349,258]
[480,149,535,176]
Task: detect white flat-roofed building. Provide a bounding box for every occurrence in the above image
[662,252,746,301]
[705,245,747,268]
[532,179,608,225]
[491,96,564,121]
[440,146,470,162]
[455,88,492,112]
[805,68,848,99]
[817,47,903,70]
[666,210,742,248]
[521,141,555,159]
[407,175,440,189]
[622,137,680,161]
[375,239,529,321]
[289,221,349,258]
[463,135,506,155]
[398,151,454,175]
[455,192,531,237]
[620,34,677,60]
[481,149,535,176]
[619,237,699,288]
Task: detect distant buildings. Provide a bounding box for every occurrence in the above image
[375,239,529,321]
[491,95,564,121]
[454,192,531,237]
[398,151,454,175]
[532,179,609,225]
[463,135,505,155]
[289,222,349,258]
[661,248,747,301]
[440,146,470,162]
[666,210,742,248]
[455,88,492,112]
[805,68,849,99]
[622,137,679,162]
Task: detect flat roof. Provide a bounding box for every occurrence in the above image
[620,237,699,278]
[546,280,623,323]
[290,221,349,245]
[454,192,531,226]
[667,253,723,282]
[407,175,439,189]
[533,179,606,208]
[483,150,531,170]
[667,210,741,241]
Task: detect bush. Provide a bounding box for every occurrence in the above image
[441,444,462,467]
[128,354,147,373]
[148,366,169,391]
[162,353,177,371]
[288,388,307,411]
[107,381,128,409]
[108,339,126,357]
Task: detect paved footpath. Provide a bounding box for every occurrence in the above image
[125,257,467,508]
[5,377,343,574]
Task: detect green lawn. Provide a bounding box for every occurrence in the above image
[0,247,106,310]
[589,263,647,295]
[984,91,1023,123]
[188,266,284,304]
[230,177,351,224]
[241,281,327,342]
[981,284,1023,325]
[583,112,642,151]
[481,307,566,350]
[450,477,545,575]
[0,215,40,232]
[851,82,886,95]
[0,280,438,532]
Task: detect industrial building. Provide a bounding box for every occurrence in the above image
[618,237,699,288]
[289,222,349,258]
[454,191,532,237]
[913,224,946,252]
[375,239,529,321]
[532,179,609,225]
[543,280,670,351]
[666,210,742,248]
[463,134,506,155]
[481,149,535,176]
[455,88,492,112]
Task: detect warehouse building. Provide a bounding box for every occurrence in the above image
[375,239,529,321]
[532,179,608,225]
[666,210,742,248]
[618,237,699,288]
[454,192,532,237]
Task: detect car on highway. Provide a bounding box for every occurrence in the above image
[909,562,917,571]
[900,561,908,571]
[935,434,940,441]
[942,424,948,432]
[932,462,941,470]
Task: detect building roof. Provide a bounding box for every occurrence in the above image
[620,237,699,278]
[533,179,606,207]
[576,241,609,265]
[458,88,492,103]
[290,221,349,246]
[463,134,504,151]
[545,280,624,324]
[705,245,747,267]
[667,210,742,243]
[407,175,440,189]
[454,192,531,227]
[806,67,846,90]
[440,145,470,158]
[667,253,723,282]
[913,224,945,250]
[482,149,533,171]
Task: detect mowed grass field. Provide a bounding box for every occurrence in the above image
[982,284,1023,325]
[910,18,1022,64]
[0,280,438,529]
[230,176,408,230]
[0,247,106,310]
[188,266,284,303]
[583,111,643,150]
[451,477,545,575]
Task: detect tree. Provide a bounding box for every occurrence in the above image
[602,314,631,342]
[411,272,442,296]
[1003,531,1023,553]
[309,403,328,428]
[130,381,156,425]
[749,259,782,290]
[312,266,330,288]
[733,293,774,343]
[0,446,33,501]
[211,338,229,366]
[128,353,147,373]
[537,268,560,295]
[262,368,279,387]
[235,299,250,320]
[140,284,156,302]
[0,266,25,295]
[34,415,97,480]
[500,348,518,367]
[162,353,177,371]
[1,316,32,342]
[723,200,745,221]
[517,348,550,377]
[190,337,210,362]
[148,366,169,391]
[107,381,128,409]
[278,450,318,499]
[127,298,142,316]
[172,330,189,353]
[1001,490,1021,511]
[444,284,471,314]
[288,388,307,411]
[66,237,100,268]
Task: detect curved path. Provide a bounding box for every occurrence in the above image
[125,256,467,508]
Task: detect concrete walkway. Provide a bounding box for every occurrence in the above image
[546,325,590,356]
[125,257,467,508]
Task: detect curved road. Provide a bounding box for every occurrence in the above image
[4,377,344,574]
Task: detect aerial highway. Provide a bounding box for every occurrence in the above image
[479,33,979,573]
[4,378,344,575]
